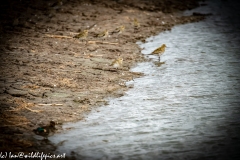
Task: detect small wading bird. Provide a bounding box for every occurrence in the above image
[97,30,109,38]
[133,18,140,29]
[110,57,123,69]
[150,44,167,61]
[112,25,125,34]
[33,121,57,139]
[73,30,88,39]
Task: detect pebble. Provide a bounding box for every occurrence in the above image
[6,88,28,97]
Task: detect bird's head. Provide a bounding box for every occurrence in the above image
[162,44,167,48]
[118,58,123,63]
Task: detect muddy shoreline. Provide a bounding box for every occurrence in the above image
[0,0,206,156]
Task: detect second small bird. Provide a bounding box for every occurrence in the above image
[97,30,109,38]
[112,25,125,34]
[110,57,123,69]
[74,30,88,39]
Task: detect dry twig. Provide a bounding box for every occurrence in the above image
[38,103,63,106]
[44,34,72,39]
[88,41,118,45]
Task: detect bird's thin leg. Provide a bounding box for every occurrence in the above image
[159,56,161,62]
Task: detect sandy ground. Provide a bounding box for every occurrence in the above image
[0,0,206,156]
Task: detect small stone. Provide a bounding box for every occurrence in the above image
[6,88,28,97]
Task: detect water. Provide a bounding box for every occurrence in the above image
[50,0,240,159]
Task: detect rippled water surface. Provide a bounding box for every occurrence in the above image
[50,0,240,159]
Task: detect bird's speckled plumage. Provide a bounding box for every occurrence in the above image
[110,58,123,69]
[133,18,140,28]
[73,30,88,39]
[97,30,109,38]
[150,44,167,61]
[112,25,125,34]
